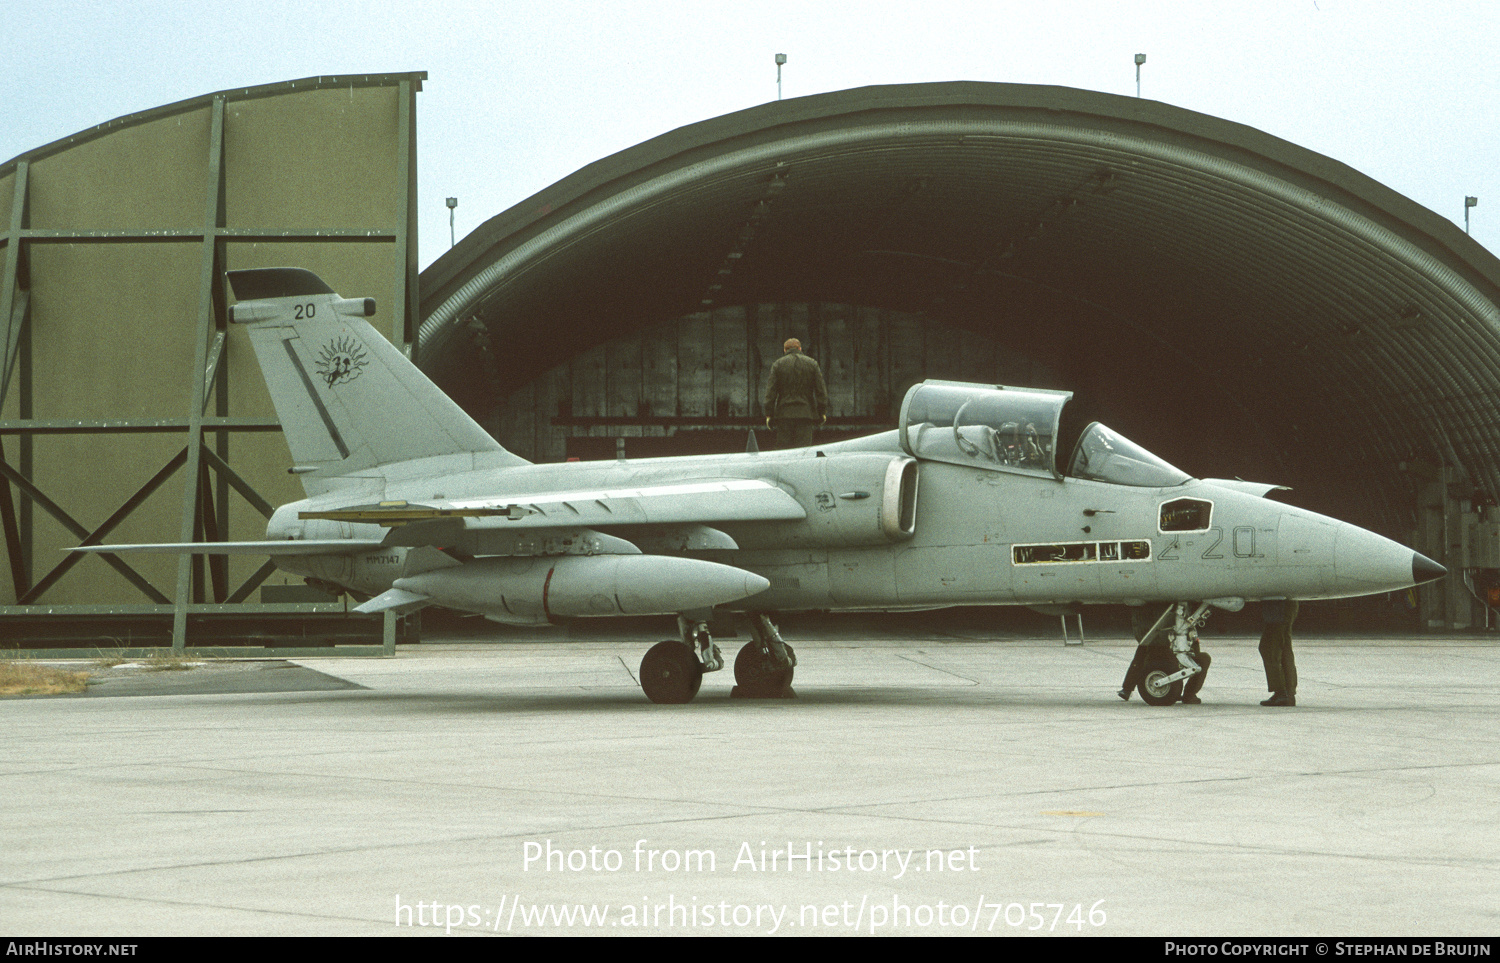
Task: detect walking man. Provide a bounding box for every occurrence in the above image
[762,338,827,449]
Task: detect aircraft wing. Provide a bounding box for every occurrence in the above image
[298,479,807,530]
[69,539,387,555]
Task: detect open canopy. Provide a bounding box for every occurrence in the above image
[899,381,1191,487]
[900,382,1070,478]
[1067,422,1192,488]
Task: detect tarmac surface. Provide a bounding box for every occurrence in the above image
[2,620,1497,937]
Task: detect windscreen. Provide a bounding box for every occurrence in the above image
[1067,422,1192,488]
[899,382,1070,478]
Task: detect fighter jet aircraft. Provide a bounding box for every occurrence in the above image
[75,269,1447,704]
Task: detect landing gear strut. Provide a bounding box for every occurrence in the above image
[639,616,723,704]
[1134,602,1210,706]
[733,614,797,699]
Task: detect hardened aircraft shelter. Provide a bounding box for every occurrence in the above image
[419,81,1500,630]
[5,76,1500,648]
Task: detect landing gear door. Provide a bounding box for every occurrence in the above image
[899,381,1072,480]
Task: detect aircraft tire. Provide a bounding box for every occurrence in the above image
[1138,668,1183,706]
[733,640,794,697]
[640,640,703,704]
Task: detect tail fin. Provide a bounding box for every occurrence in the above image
[227,268,527,494]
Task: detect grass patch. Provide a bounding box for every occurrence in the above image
[139,651,203,672]
[89,639,131,669]
[0,662,92,696]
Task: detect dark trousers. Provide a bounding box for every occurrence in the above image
[1259,600,1300,694]
[773,418,816,449]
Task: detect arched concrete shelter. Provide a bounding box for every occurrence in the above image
[418,81,1500,547]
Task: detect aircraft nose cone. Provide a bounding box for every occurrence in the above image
[1333,524,1435,596]
[1412,552,1447,585]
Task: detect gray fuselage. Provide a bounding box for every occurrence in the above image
[268,430,1417,616]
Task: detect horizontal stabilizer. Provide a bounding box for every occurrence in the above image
[353,587,432,615]
[299,479,805,531]
[227,268,334,300]
[69,539,386,556]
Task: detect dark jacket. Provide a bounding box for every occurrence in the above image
[763,349,828,421]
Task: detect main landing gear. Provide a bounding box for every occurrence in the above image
[640,616,723,704]
[1135,601,1211,707]
[638,613,795,704]
[732,614,797,699]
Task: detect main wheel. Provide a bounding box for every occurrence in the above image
[640,640,703,704]
[734,640,794,697]
[1138,668,1183,706]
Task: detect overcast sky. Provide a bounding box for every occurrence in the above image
[5,0,1497,266]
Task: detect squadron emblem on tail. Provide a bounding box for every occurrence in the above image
[316,336,368,388]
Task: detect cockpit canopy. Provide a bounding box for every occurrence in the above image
[898,381,1192,487]
[1067,421,1192,488]
[900,381,1070,479]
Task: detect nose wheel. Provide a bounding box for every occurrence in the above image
[1138,661,1184,706]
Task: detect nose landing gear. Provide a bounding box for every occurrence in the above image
[1131,602,1211,706]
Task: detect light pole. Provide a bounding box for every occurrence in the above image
[446,197,457,249]
[1466,196,1478,235]
[776,53,787,101]
[1135,53,1146,98]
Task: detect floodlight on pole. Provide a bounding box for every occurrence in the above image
[1135,53,1146,98]
[446,197,457,249]
[776,53,787,101]
[1466,195,1478,235]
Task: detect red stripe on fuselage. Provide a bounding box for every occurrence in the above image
[542,564,557,624]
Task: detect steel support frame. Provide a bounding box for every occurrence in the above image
[0,75,423,655]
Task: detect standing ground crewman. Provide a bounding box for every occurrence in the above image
[1259,599,1300,706]
[762,337,827,449]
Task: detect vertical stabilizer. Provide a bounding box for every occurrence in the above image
[227,268,526,493]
